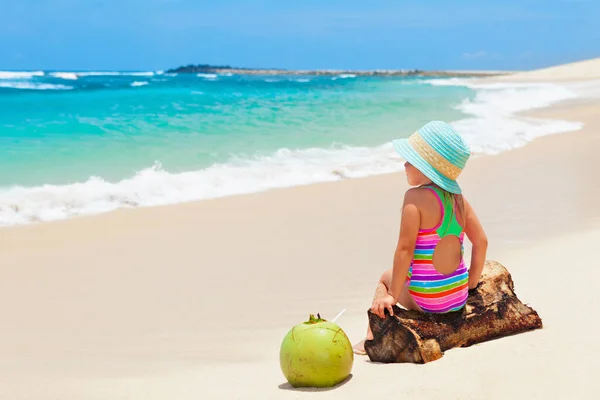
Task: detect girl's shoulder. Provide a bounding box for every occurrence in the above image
[404,185,439,200]
[403,186,440,208]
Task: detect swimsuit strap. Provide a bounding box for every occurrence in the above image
[424,185,463,238]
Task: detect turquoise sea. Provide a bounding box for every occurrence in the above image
[0,70,581,225]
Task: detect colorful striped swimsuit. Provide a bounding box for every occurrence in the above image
[407,185,469,313]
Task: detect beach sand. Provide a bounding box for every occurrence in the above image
[487,57,600,82]
[1,60,600,399]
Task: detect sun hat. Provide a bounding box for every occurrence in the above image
[392,121,470,194]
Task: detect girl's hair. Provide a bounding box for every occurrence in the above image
[440,189,466,229]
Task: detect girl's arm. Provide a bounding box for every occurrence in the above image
[464,197,488,290]
[388,189,421,301]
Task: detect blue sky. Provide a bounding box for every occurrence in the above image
[1,0,598,71]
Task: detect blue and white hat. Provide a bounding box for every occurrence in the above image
[392,121,470,194]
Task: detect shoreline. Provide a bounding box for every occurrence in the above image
[0,81,600,230]
[1,91,593,233]
[3,95,597,247]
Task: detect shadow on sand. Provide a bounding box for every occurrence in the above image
[278,374,353,392]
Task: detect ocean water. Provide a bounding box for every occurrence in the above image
[0,71,582,226]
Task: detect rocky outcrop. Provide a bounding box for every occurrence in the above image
[165,64,509,77]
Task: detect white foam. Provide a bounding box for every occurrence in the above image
[131,81,149,87]
[295,78,310,83]
[50,72,78,80]
[0,71,45,79]
[0,82,73,90]
[0,144,405,226]
[128,72,155,76]
[76,71,154,77]
[332,74,356,81]
[424,77,470,87]
[197,73,218,79]
[423,78,583,154]
[76,71,122,77]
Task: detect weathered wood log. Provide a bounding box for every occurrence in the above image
[364,260,543,363]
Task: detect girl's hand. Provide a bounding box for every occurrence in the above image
[371,294,397,318]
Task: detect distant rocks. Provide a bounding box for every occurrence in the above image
[165,64,510,77]
[165,64,239,74]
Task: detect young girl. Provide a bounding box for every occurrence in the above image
[353,121,488,355]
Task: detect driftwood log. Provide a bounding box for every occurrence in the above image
[364,260,543,363]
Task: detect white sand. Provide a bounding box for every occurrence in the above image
[1,60,600,399]
[488,57,600,82]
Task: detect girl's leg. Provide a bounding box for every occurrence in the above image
[352,268,422,355]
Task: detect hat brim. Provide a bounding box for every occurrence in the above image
[392,138,462,194]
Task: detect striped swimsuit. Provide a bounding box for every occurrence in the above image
[407,185,469,313]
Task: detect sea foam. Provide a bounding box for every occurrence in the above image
[197,73,218,79]
[76,71,155,77]
[0,144,403,226]
[0,82,73,90]
[424,78,583,154]
[0,71,45,79]
[50,72,78,80]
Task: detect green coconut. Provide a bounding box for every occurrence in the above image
[279,314,354,388]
